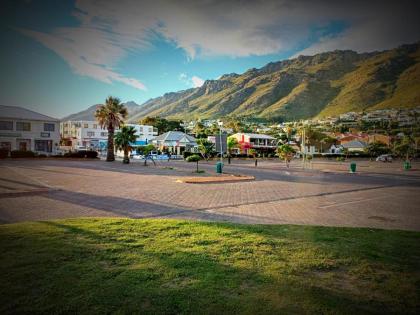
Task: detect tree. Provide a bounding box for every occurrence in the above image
[393,136,416,161]
[277,144,296,168]
[114,126,137,164]
[140,116,182,133]
[196,138,215,160]
[95,97,128,162]
[365,141,390,159]
[140,144,156,166]
[226,137,239,164]
[186,154,201,172]
[342,147,350,160]
[227,137,239,159]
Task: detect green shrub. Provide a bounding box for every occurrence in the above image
[0,149,9,159]
[183,151,194,159]
[186,154,201,162]
[63,150,98,158]
[11,150,36,158]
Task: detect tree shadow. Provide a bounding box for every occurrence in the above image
[1,219,403,314]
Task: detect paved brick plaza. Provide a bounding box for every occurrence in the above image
[0,159,419,231]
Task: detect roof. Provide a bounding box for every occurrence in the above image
[342,140,367,149]
[0,105,59,122]
[154,131,197,143]
[233,133,275,140]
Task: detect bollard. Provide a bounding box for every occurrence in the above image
[255,159,258,167]
[403,161,411,170]
[216,161,223,174]
[349,162,356,173]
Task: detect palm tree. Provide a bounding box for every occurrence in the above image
[95,97,128,161]
[114,125,137,164]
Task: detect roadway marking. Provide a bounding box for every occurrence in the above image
[318,195,390,209]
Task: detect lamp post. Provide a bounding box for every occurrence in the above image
[218,120,223,163]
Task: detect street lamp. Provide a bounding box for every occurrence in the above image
[218,120,223,163]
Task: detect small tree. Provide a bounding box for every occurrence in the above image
[393,136,416,161]
[186,154,201,172]
[196,138,215,161]
[227,137,239,164]
[141,144,156,166]
[365,141,390,160]
[114,125,137,164]
[277,144,296,168]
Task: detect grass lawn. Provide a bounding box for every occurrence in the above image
[0,218,419,314]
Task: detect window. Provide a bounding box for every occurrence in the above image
[148,127,152,132]
[0,121,13,130]
[35,140,52,152]
[16,122,31,131]
[84,123,89,128]
[100,132,107,137]
[44,123,55,131]
[93,124,98,129]
[87,131,95,137]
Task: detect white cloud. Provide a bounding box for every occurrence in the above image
[178,73,205,88]
[20,0,420,87]
[191,76,205,87]
[20,26,147,90]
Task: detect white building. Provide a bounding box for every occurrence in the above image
[0,105,60,155]
[60,121,157,150]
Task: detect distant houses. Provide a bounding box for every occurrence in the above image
[0,105,60,155]
[152,131,198,155]
[229,133,277,155]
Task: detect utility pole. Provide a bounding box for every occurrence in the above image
[302,127,305,169]
[218,120,223,163]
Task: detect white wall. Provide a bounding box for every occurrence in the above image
[0,119,60,154]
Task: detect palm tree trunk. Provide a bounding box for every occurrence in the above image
[123,148,129,164]
[107,127,115,162]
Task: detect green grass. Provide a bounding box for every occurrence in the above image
[1,218,419,314]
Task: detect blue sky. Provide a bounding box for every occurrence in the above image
[1,0,419,118]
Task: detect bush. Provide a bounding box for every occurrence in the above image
[85,151,98,159]
[63,150,98,158]
[11,150,36,158]
[186,154,201,162]
[336,156,345,162]
[183,151,194,159]
[38,154,47,158]
[0,149,9,159]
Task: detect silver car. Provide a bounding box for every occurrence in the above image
[376,154,393,162]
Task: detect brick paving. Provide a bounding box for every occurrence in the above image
[0,159,419,231]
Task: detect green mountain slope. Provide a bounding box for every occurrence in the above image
[125,42,420,122]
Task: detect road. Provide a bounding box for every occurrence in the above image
[0,158,419,231]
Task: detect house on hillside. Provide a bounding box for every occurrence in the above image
[153,131,197,155]
[341,140,367,153]
[0,105,60,155]
[229,133,277,155]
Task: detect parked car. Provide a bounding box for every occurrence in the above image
[376,154,393,162]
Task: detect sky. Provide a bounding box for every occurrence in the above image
[1,0,419,118]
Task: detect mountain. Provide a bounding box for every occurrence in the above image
[128,42,420,122]
[61,101,143,121]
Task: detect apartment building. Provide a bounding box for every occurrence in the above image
[0,105,60,155]
[60,121,157,150]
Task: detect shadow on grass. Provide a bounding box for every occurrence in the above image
[2,219,419,314]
